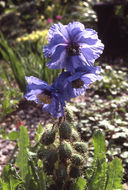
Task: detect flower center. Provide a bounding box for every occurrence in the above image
[37,90,52,104]
[72,79,84,88]
[66,42,80,56]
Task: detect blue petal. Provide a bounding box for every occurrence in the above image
[43,34,66,58]
[24,89,42,103]
[47,22,69,42]
[81,47,103,65]
[47,46,67,69]
[66,56,88,72]
[25,76,51,91]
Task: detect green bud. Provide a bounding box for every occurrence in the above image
[37,148,49,159]
[69,166,81,178]
[74,142,88,153]
[59,141,72,160]
[41,129,56,145]
[71,128,79,142]
[45,149,58,164]
[56,166,67,182]
[59,121,72,140]
[71,154,84,166]
[65,106,74,123]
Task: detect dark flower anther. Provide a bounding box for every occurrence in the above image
[72,79,84,88]
[38,90,52,104]
[66,42,80,56]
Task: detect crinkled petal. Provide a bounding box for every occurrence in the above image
[65,55,88,73]
[67,22,85,33]
[66,22,85,42]
[47,22,69,42]
[25,76,51,91]
[47,46,67,69]
[43,34,66,58]
[24,89,42,103]
[75,29,97,43]
[25,76,48,86]
[81,46,103,66]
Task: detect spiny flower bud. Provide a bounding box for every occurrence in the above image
[69,166,81,178]
[37,148,49,159]
[71,154,84,166]
[71,128,79,142]
[59,121,72,140]
[56,166,67,182]
[59,141,72,160]
[65,106,74,123]
[45,149,58,165]
[41,129,56,145]
[74,142,88,153]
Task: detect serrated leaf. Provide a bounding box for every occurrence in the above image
[35,123,43,142]
[1,165,21,190]
[38,171,46,190]
[88,161,107,190]
[16,126,29,181]
[71,177,86,190]
[106,157,123,190]
[8,131,19,141]
[86,130,107,190]
[93,130,106,160]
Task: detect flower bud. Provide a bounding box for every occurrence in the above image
[69,166,81,178]
[56,166,67,182]
[59,141,72,160]
[45,149,58,165]
[41,129,56,145]
[65,106,74,123]
[71,154,84,166]
[37,148,49,159]
[59,121,72,140]
[74,142,88,153]
[71,129,79,142]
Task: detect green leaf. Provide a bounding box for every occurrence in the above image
[106,157,123,190]
[93,130,106,160]
[38,171,46,190]
[0,32,26,92]
[16,126,29,181]
[86,130,107,190]
[8,131,19,141]
[35,123,43,143]
[1,165,21,190]
[71,177,86,190]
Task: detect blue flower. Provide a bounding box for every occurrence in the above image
[53,66,102,101]
[24,76,65,118]
[43,22,104,71]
